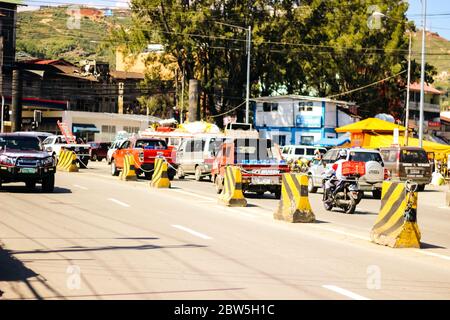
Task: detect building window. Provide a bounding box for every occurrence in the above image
[123,126,140,134]
[102,125,116,134]
[298,101,314,112]
[300,136,314,145]
[263,102,278,112]
[272,135,286,146]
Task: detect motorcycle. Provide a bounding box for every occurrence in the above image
[322,173,363,214]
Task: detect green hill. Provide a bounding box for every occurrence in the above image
[412,31,450,109]
[16,6,132,67]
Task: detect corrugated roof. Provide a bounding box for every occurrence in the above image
[409,82,443,95]
[110,70,145,80]
[251,95,356,107]
[336,118,405,133]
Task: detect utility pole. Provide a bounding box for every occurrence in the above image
[245,26,251,124]
[405,31,412,146]
[188,79,199,122]
[180,68,185,124]
[419,0,427,148]
[11,68,22,132]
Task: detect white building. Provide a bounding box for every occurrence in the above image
[252,95,358,146]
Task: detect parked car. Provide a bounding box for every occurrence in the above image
[176,136,225,181]
[88,142,111,162]
[110,137,177,180]
[0,133,56,192]
[308,147,387,198]
[379,146,432,191]
[15,131,53,143]
[43,135,91,168]
[281,145,328,162]
[211,138,290,198]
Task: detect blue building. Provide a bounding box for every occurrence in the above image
[252,95,359,146]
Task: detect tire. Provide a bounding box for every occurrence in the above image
[194,166,203,182]
[274,189,281,199]
[42,174,55,193]
[144,172,153,180]
[372,189,382,199]
[257,191,265,197]
[308,176,318,193]
[176,167,185,180]
[215,175,223,194]
[168,168,176,181]
[344,198,357,214]
[111,159,119,176]
[79,158,89,169]
[91,154,98,161]
[323,190,333,211]
[97,157,104,162]
[25,180,36,190]
[417,184,425,192]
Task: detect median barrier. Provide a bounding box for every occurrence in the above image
[120,154,137,181]
[218,166,247,207]
[150,158,171,188]
[57,150,79,173]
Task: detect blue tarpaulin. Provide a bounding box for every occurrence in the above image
[315,135,350,147]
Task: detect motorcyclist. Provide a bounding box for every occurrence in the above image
[324,149,347,199]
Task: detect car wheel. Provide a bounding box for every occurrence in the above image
[176,167,185,180]
[195,166,203,182]
[25,180,36,190]
[274,189,281,199]
[215,175,223,194]
[417,184,425,192]
[372,189,382,199]
[308,176,318,193]
[111,159,119,176]
[91,154,98,161]
[79,158,89,169]
[42,174,55,193]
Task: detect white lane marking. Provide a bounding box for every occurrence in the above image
[108,198,131,208]
[322,285,370,300]
[73,184,88,190]
[170,189,215,202]
[438,206,450,210]
[415,250,450,261]
[171,225,212,240]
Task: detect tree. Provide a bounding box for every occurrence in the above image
[112,0,437,125]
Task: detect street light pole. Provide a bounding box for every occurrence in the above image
[1,95,4,133]
[405,31,412,146]
[419,0,427,148]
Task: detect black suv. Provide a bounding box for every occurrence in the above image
[0,133,56,192]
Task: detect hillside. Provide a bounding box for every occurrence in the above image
[16,6,132,67]
[412,31,450,109]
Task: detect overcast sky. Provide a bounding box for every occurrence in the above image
[19,0,450,39]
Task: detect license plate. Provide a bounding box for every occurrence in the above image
[20,168,37,174]
[369,170,380,174]
[409,170,421,174]
[252,176,279,185]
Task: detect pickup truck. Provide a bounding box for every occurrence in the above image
[211,138,290,198]
[0,133,56,192]
[43,135,91,168]
[110,137,177,180]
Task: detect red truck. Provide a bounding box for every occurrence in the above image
[110,137,177,180]
[211,138,290,198]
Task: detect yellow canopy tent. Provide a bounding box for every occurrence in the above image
[335,117,405,133]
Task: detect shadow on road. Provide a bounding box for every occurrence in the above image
[10,243,207,255]
[0,245,42,299]
[420,242,447,249]
[0,186,72,194]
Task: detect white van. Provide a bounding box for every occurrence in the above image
[281,145,327,162]
[176,136,225,181]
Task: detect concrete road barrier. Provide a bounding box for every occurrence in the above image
[120,154,137,181]
[274,173,315,223]
[218,166,247,207]
[370,181,421,248]
[150,158,171,188]
[57,150,78,173]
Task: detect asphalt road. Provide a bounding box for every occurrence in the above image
[1,161,450,300]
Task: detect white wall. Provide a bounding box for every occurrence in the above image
[325,102,337,127]
[337,110,356,127]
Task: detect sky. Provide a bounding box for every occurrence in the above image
[18,0,450,40]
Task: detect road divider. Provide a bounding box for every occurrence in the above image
[218,166,247,207]
[370,181,421,248]
[120,154,137,181]
[150,158,171,188]
[274,173,315,223]
[57,150,79,172]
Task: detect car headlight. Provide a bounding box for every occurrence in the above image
[0,155,15,166]
[42,157,54,166]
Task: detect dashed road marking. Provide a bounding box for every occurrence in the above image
[108,198,131,208]
[415,250,450,261]
[322,285,370,300]
[73,184,88,190]
[171,224,212,240]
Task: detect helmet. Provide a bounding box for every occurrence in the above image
[338,149,347,159]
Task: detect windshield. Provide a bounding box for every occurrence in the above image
[349,151,383,164]
[209,138,224,154]
[135,139,167,149]
[234,139,278,163]
[400,150,428,163]
[0,136,42,151]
